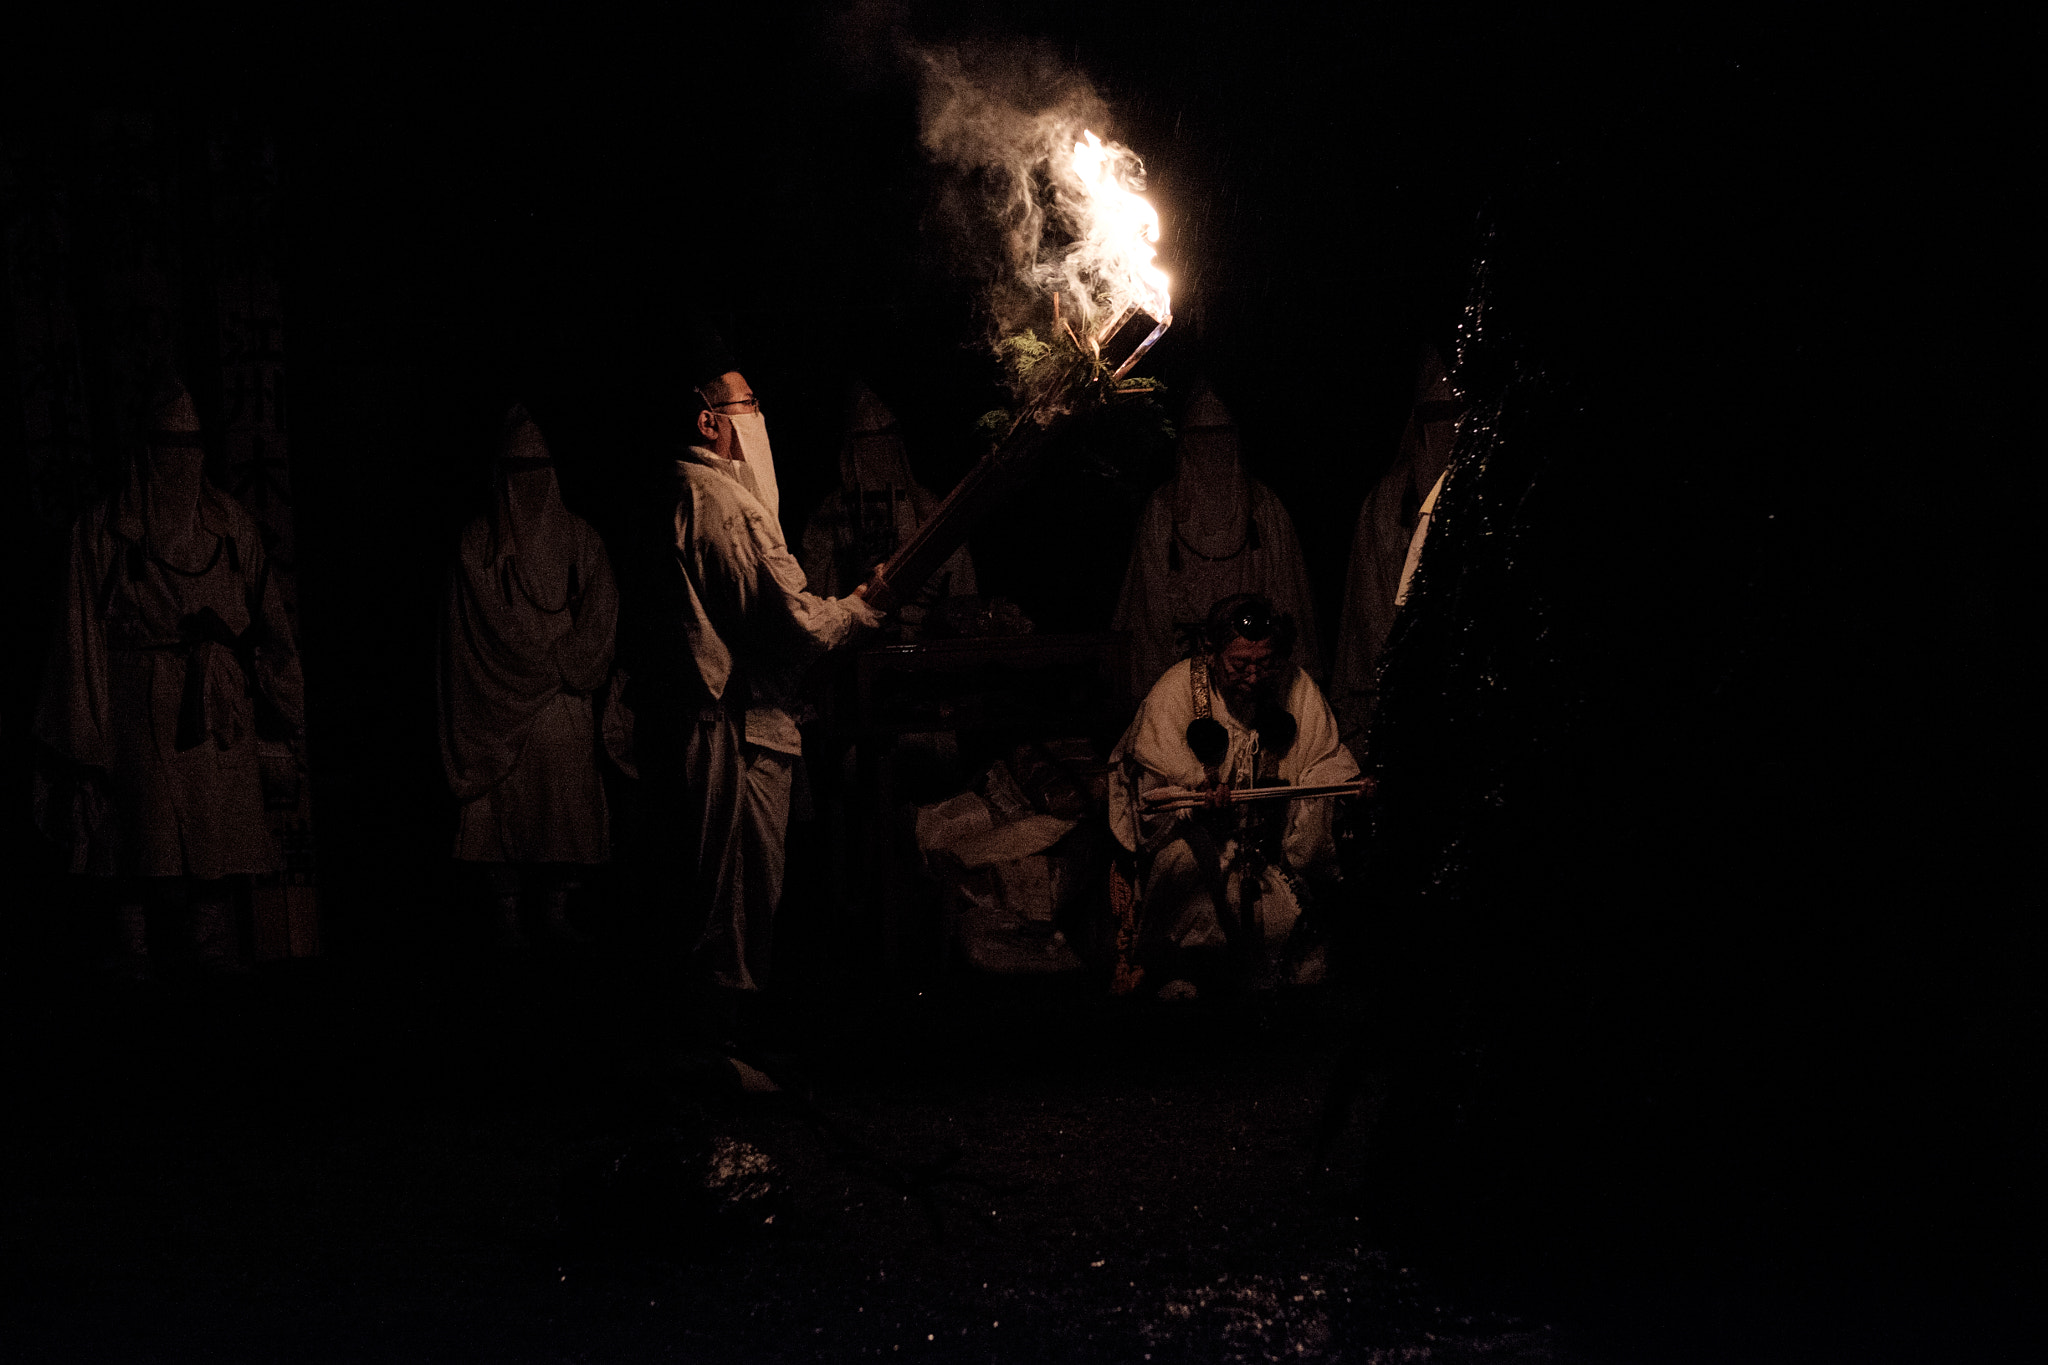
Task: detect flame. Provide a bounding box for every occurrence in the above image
[1058,129,1171,336]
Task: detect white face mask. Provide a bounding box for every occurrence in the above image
[726,409,779,523]
[141,441,207,557]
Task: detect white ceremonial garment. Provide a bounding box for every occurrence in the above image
[669,443,881,989]
[440,417,618,865]
[35,450,304,879]
[1395,469,1448,609]
[1108,659,1358,949]
[1111,434,1321,699]
[1330,347,1458,749]
[798,386,976,605]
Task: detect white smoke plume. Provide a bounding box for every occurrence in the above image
[914,40,1164,347]
[826,4,1164,361]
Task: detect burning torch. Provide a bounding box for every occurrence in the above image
[860,129,1173,614]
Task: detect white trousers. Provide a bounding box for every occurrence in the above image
[684,708,794,992]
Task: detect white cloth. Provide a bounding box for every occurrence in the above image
[725,411,782,524]
[1395,470,1448,609]
[666,443,879,986]
[684,707,794,991]
[669,445,880,752]
[1111,448,1321,698]
[439,415,617,864]
[1330,348,1458,748]
[34,463,303,878]
[451,690,610,864]
[1107,658,1357,948]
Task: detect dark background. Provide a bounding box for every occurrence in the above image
[2,2,2036,1355]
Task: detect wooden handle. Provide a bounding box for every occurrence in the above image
[868,355,1087,611]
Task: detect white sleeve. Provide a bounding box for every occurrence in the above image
[1107,663,1202,853]
[728,502,876,662]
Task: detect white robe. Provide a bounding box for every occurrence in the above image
[667,444,878,989]
[1112,451,1321,699]
[439,453,618,866]
[35,464,304,879]
[797,429,976,606]
[1108,658,1358,949]
[1330,353,1458,748]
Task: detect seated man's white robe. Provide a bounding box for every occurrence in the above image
[1108,658,1359,952]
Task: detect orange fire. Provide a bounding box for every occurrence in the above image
[1060,129,1172,342]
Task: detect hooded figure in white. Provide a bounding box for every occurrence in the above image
[1108,594,1357,997]
[1329,347,1459,749]
[798,381,976,609]
[439,405,618,942]
[35,379,304,971]
[1111,387,1321,698]
[664,365,883,993]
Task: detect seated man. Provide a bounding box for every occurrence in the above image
[1108,594,1360,998]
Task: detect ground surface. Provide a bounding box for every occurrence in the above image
[0,954,2037,1364]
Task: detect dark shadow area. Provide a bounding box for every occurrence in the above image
[2,6,2036,1362]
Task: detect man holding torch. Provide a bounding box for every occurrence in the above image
[644,323,885,1039]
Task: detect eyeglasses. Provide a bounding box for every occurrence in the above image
[696,387,763,416]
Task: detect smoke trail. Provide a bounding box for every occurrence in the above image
[826,6,1159,366]
[912,40,1160,348]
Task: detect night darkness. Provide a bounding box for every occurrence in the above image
[2,6,2036,1362]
